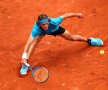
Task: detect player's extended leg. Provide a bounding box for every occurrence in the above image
[60,30,87,42]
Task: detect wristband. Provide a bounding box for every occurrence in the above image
[22,52,27,59]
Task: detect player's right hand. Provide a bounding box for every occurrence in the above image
[21,58,28,65]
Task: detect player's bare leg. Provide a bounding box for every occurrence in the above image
[60,30,87,41]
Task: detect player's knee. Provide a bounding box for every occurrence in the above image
[70,35,80,41]
[66,35,75,41]
[64,34,71,40]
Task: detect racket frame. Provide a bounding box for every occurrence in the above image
[25,63,49,83]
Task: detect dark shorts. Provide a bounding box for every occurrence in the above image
[47,26,65,36]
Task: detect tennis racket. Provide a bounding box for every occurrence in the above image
[25,63,49,83]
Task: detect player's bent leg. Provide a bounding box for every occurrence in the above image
[60,30,87,42]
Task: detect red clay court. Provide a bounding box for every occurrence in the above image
[0,0,108,90]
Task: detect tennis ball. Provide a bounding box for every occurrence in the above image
[100,50,104,55]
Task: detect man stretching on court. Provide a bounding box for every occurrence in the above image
[20,13,103,75]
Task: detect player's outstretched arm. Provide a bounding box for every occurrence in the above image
[21,35,35,64]
[61,13,83,20]
[24,35,35,54]
[21,35,44,64]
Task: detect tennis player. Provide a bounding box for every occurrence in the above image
[20,13,103,75]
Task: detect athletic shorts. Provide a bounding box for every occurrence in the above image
[47,26,65,36]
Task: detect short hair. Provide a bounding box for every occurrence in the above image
[38,14,48,20]
[37,13,50,24]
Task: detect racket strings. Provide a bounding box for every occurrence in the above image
[33,67,49,83]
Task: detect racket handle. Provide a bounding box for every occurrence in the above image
[25,63,30,67]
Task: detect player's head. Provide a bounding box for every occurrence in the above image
[37,14,50,30]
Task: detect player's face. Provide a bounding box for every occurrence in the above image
[40,22,49,30]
